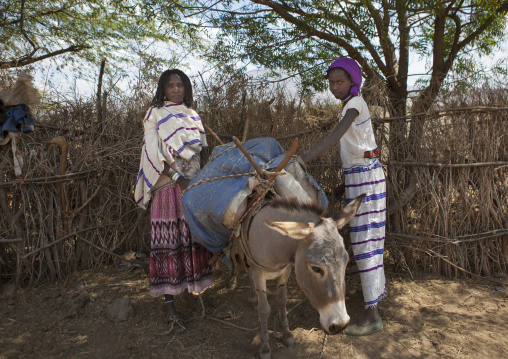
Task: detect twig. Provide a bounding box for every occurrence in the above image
[0,170,99,187]
[204,123,224,145]
[399,245,502,283]
[242,117,250,142]
[75,234,126,261]
[38,123,99,136]
[391,230,508,244]
[387,161,508,168]
[291,161,508,169]
[375,105,508,122]
[275,128,315,140]
[205,315,259,331]
[108,282,146,287]
[22,223,119,258]
[0,238,23,243]
[68,185,101,215]
[232,136,265,179]
[97,58,106,128]
[198,294,206,319]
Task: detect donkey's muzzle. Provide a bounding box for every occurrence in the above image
[327,320,350,334]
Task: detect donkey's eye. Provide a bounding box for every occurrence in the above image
[311,266,324,276]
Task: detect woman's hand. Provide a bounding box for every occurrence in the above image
[162,162,173,177]
[176,176,190,190]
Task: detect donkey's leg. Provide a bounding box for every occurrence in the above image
[248,268,258,307]
[276,267,295,347]
[228,258,238,290]
[250,268,272,359]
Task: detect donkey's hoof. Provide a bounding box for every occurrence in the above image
[282,335,295,347]
[259,343,271,359]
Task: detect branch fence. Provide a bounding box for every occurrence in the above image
[1,77,506,285]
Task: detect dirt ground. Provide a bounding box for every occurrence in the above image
[1,262,507,359]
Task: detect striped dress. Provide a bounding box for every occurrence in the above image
[340,96,386,309]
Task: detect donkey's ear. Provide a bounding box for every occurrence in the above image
[263,220,315,240]
[333,193,367,229]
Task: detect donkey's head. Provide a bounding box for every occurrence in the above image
[264,193,366,334]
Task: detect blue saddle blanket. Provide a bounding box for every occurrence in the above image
[181,137,328,254]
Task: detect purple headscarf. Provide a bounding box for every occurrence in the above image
[327,58,362,96]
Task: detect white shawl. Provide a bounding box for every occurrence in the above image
[134,102,207,209]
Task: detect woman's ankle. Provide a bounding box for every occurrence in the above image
[365,307,379,322]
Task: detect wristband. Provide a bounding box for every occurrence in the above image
[171,172,181,181]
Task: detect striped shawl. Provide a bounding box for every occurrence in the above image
[134,102,207,209]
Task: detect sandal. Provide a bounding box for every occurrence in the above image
[344,317,383,336]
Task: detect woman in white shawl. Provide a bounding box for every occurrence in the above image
[135,69,213,330]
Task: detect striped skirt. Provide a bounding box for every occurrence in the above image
[344,159,386,308]
[149,183,213,296]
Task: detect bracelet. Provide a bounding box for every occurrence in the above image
[164,299,174,303]
[171,172,181,181]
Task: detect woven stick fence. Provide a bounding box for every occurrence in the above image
[382,106,508,277]
[0,72,506,285]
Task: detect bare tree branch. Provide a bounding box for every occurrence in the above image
[1,45,90,68]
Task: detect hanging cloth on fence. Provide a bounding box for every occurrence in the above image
[0,104,36,176]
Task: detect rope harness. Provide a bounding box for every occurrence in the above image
[205,156,286,271]
[181,144,282,196]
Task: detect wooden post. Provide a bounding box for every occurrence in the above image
[96,58,106,131]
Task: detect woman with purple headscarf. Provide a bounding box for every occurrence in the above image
[301,58,386,336]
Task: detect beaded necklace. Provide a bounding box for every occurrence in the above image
[181,158,190,171]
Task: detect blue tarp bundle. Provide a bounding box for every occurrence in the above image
[182,137,328,254]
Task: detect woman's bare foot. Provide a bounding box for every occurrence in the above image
[344,307,383,336]
[164,294,177,322]
[355,306,379,327]
[164,294,186,332]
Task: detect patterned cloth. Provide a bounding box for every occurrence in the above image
[340,95,386,308]
[149,183,213,296]
[135,102,207,209]
[345,160,386,308]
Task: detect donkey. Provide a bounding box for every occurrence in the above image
[243,193,366,359]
